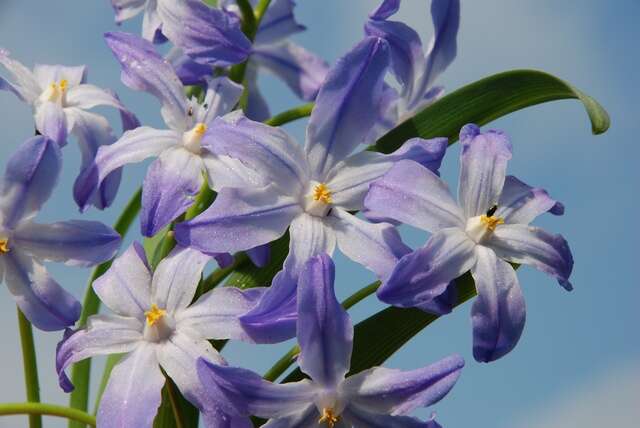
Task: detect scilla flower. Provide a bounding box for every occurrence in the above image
[365,124,573,362]
[198,254,463,427]
[56,243,266,428]
[0,136,120,330]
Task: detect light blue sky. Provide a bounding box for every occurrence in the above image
[0,1,638,427]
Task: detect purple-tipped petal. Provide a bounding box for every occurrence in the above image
[378,228,476,308]
[471,246,526,362]
[92,242,152,318]
[141,147,203,237]
[251,42,329,101]
[104,32,188,130]
[328,138,447,211]
[297,254,352,387]
[0,136,61,229]
[328,209,411,280]
[157,0,251,67]
[284,213,336,278]
[141,0,163,42]
[56,315,143,392]
[488,224,574,291]
[305,36,390,178]
[496,175,564,224]
[97,344,164,428]
[111,0,146,24]
[458,124,512,218]
[369,0,400,20]
[343,354,464,415]
[35,102,68,145]
[152,245,210,313]
[365,160,464,233]
[203,112,308,192]
[169,50,212,86]
[175,185,301,254]
[13,220,120,267]
[3,249,81,331]
[247,244,271,268]
[196,359,315,419]
[239,271,298,344]
[254,0,306,45]
[179,287,266,341]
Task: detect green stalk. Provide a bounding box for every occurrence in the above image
[17,310,41,428]
[164,378,185,428]
[264,103,314,127]
[262,281,380,382]
[69,188,142,428]
[0,403,96,427]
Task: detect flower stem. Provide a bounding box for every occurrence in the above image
[69,188,142,428]
[0,403,96,427]
[165,378,185,428]
[262,281,381,382]
[264,103,314,127]
[17,309,41,428]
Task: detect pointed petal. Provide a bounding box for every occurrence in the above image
[2,249,81,331]
[305,36,390,178]
[200,76,243,122]
[377,228,476,307]
[104,32,188,130]
[488,224,574,290]
[175,185,301,254]
[247,243,271,267]
[97,344,164,428]
[284,213,336,278]
[56,314,143,392]
[92,242,152,318]
[13,220,120,267]
[179,287,265,341]
[157,332,223,412]
[65,84,138,130]
[496,175,564,225]
[244,68,271,121]
[169,49,212,86]
[68,110,122,210]
[110,0,146,23]
[251,42,329,101]
[328,209,410,280]
[342,405,429,428]
[203,112,308,192]
[157,0,251,67]
[152,245,210,313]
[254,0,305,45]
[0,48,40,102]
[369,0,400,20]
[238,271,298,344]
[35,102,68,144]
[364,159,464,232]
[343,354,463,415]
[296,254,352,387]
[33,64,86,87]
[141,147,203,237]
[196,359,315,419]
[328,137,447,211]
[458,124,512,218]
[0,136,61,229]
[141,0,163,42]
[471,246,526,362]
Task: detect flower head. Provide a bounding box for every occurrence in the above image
[366,123,573,362]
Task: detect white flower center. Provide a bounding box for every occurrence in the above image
[304,182,333,217]
[40,79,68,105]
[182,122,207,154]
[465,214,504,244]
[143,304,175,342]
[314,389,345,428]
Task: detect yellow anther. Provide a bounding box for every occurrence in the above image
[480,215,504,231]
[59,79,68,91]
[312,183,332,205]
[0,238,9,254]
[318,408,339,427]
[193,122,207,136]
[145,304,166,326]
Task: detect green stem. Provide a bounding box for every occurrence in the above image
[236,0,257,36]
[254,0,273,23]
[262,281,380,382]
[264,103,314,127]
[69,188,142,428]
[0,403,96,427]
[17,310,41,428]
[165,378,185,428]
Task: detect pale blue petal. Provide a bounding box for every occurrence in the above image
[496,175,564,225]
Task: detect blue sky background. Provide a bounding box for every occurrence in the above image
[0,0,638,427]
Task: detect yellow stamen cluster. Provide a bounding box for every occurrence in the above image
[193,122,207,136]
[312,183,332,205]
[59,79,68,91]
[480,215,504,231]
[145,304,166,326]
[0,238,9,254]
[318,408,339,427]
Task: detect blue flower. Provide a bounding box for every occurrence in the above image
[198,254,463,427]
[365,124,573,362]
[0,136,120,330]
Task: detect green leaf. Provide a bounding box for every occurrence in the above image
[225,233,289,289]
[374,69,610,154]
[153,378,198,428]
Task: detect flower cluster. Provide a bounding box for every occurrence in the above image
[0,0,586,427]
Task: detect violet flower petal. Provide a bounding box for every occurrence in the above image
[496,175,565,225]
